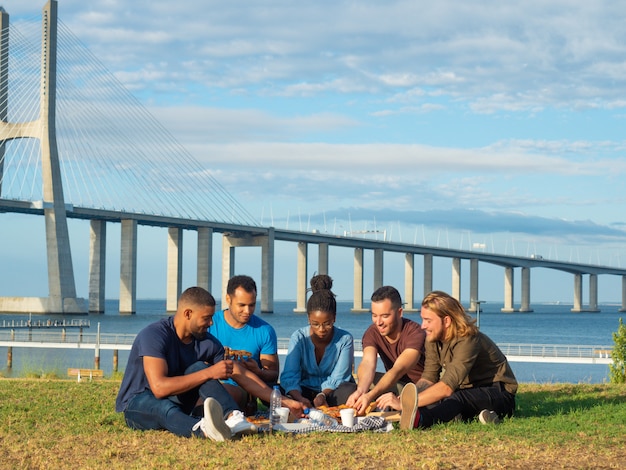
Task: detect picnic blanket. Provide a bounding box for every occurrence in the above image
[274,416,392,434]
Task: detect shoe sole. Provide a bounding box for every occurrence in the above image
[203,398,232,441]
[399,382,418,430]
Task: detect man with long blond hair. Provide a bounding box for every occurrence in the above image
[377,290,517,429]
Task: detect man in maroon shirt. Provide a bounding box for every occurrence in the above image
[346,286,426,416]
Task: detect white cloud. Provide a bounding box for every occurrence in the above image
[15,0,619,109]
[6,0,626,302]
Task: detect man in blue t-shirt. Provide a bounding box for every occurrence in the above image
[210,275,279,410]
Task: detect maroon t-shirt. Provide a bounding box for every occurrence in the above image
[362,317,426,383]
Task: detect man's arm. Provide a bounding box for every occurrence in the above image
[259,353,279,383]
[143,356,233,399]
[416,380,453,407]
[376,377,439,411]
[240,353,279,383]
[415,378,434,392]
[345,346,378,413]
[231,362,305,417]
[364,347,420,401]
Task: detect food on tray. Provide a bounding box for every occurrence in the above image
[246,414,269,425]
[317,404,350,419]
[364,401,378,415]
[224,346,252,361]
[316,401,377,419]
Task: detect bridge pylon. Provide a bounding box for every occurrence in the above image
[0,1,86,314]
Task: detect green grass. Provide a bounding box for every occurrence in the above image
[0,379,625,469]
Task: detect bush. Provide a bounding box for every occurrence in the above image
[609,317,626,383]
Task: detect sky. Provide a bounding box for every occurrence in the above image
[2,0,626,306]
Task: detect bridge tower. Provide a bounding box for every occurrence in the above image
[0,1,86,313]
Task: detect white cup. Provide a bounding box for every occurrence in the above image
[340,408,355,427]
[275,406,290,423]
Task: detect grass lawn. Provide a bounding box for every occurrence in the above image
[0,379,625,469]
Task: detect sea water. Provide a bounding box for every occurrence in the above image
[1,300,622,383]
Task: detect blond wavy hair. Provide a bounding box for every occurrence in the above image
[421,290,478,341]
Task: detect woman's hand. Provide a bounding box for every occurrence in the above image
[282,397,306,419]
[313,392,328,408]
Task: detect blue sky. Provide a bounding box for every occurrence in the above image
[2,0,626,305]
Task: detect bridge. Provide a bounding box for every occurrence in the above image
[1,2,626,314]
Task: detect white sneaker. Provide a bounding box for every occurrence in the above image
[225,410,257,437]
[191,398,232,441]
[478,409,501,425]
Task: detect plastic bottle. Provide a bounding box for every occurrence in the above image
[269,385,282,431]
[303,408,338,427]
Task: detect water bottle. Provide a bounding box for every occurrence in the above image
[269,385,282,431]
[303,408,338,427]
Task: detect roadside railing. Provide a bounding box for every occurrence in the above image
[0,329,613,361]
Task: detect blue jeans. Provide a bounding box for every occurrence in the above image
[419,382,515,428]
[123,361,239,438]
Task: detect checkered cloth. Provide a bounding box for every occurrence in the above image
[278,416,392,434]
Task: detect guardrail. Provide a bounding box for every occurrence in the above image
[0,330,613,364]
[0,319,90,329]
[498,343,612,359]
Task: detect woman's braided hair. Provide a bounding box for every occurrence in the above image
[306,274,337,317]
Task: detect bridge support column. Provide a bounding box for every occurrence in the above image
[88,220,106,313]
[197,227,213,293]
[502,266,515,312]
[452,258,461,302]
[294,242,308,313]
[352,248,365,312]
[520,267,533,312]
[166,227,183,312]
[318,243,329,275]
[119,219,137,314]
[469,258,478,312]
[571,273,583,312]
[373,248,384,292]
[221,238,236,307]
[41,1,85,313]
[588,274,600,312]
[620,276,626,312]
[423,254,433,297]
[221,228,274,312]
[0,2,86,313]
[404,253,416,311]
[0,8,7,193]
[260,227,275,313]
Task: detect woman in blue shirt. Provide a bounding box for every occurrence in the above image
[280,274,355,408]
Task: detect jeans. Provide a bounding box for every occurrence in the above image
[419,382,516,428]
[123,361,239,438]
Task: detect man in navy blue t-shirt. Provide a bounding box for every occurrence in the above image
[116,287,263,440]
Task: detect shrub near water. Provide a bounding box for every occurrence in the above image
[0,380,625,469]
[610,317,626,383]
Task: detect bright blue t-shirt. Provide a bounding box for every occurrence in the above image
[209,309,278,368]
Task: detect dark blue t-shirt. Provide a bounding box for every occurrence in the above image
[115,316,224,412]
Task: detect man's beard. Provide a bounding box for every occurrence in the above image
[192,330,207,340]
